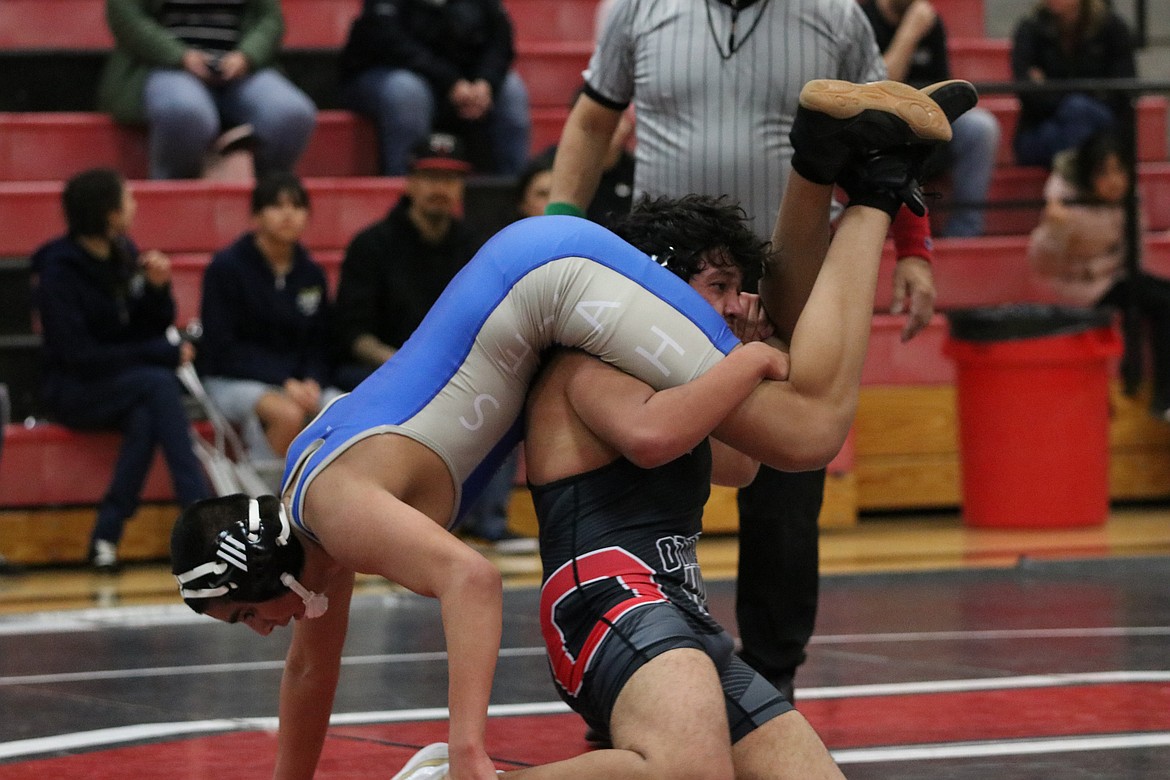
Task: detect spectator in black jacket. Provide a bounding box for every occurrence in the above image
[332,133,480,390]
[31,168,211,571]
[1011,0,1136,168]
[198,173,340,466]
[338,0,531,175]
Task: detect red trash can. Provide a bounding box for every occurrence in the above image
[944,305,1122,529]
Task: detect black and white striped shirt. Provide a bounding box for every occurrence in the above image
[585,0,886,238]
[159,0,246,55]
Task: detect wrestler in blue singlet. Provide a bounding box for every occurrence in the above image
[282,216,741,538]
[533,440,793,743]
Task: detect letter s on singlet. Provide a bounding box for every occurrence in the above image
[459,393,501,431]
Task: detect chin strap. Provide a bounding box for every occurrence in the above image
[280,572,329,619]
[272,499,328,618]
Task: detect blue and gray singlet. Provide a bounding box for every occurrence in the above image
[281,215,741,537]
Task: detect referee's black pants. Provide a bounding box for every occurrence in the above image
[735,465,824,691]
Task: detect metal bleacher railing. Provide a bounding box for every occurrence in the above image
[968,76,1170,392]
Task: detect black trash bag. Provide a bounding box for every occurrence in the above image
[946,304,1114,343]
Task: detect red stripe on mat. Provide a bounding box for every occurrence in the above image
[3,684,1169,778]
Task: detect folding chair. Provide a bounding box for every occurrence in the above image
[176,364,273,497]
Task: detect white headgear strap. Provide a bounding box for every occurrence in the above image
[174,498,296,602]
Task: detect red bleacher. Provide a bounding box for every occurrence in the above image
[0,0,990,50]
[5,162,1170,259]
[0,178,406,257]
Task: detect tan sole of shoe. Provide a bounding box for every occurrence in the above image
[799,79,952,143]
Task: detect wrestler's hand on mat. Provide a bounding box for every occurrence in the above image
[891,255,936,342]
[730,292,776,344]
[448,743,499,780]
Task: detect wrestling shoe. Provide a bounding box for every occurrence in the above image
[922,79,980,125]
[838,147,933,218]
[390,743,450,780]
[790,79,966,186]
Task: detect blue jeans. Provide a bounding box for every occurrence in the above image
[46,366,211,546]
[143,68,317,179]
[1013,93,1117,169]
[939,106,1001,238]
[342,68,531,175]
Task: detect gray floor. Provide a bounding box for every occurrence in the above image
[1,555,1168,778]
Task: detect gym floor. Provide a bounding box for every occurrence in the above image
[1,507,1169,779]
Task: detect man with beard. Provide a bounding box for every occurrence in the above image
[333,133,480,391]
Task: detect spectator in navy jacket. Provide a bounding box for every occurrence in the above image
[31,168,211,571]
[197,173,341,465]
[338,0,531,175]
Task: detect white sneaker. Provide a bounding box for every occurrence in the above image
[390,743,450,780]
[91,540,119,572]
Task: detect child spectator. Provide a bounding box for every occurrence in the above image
[197,173,340,469]
[1028,131,1170,416]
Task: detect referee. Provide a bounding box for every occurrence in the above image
[548,0,938,707]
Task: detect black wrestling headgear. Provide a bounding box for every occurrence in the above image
[172,494,306,606]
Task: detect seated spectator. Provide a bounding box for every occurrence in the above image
[860,0,1001,237]
[31,168,212,571]
[98,0,317,180]
[516,154,555,222]
[332,134,481,391]
[1011,0,1136,168]
[197,173,341,468]
[1027,131,1170,415]
[339,0,531,176]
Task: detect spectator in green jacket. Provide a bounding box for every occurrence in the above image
[98,0,316,179]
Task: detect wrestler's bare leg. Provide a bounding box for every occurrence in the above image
[499,649,735,779]
[714,201,892,470]
[732,709,845,780]
[711,80,975,470]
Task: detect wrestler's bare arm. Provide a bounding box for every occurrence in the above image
[301,465,503,780]
[717,202,893,471]
[273,571,355,780]
[577,343,784,464]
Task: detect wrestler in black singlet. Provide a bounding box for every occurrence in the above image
[533,440,793,743]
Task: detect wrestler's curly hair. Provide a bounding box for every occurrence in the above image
[608,194,770,285]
